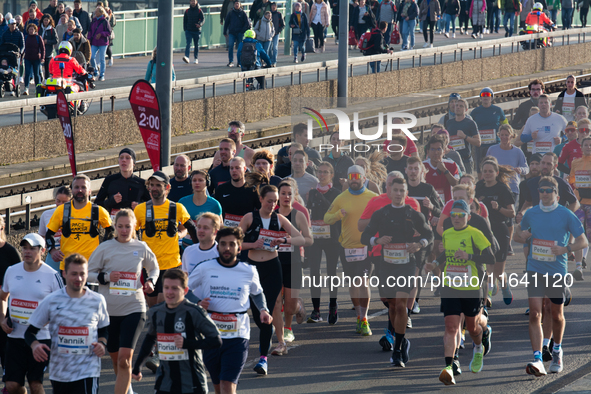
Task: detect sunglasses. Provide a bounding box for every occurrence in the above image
[450,212,467,218]
[348,173,362,180]
[480,92,492,97]
[565,128,577,133]
[579,128,590,133]
[227,127,240,134]
[538,187,556,194]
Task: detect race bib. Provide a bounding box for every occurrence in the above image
[223,214,243,228]
[210,313,240,339]
[110,209,120,222]
[449,135,465,151]
[157,333,189,361]
[258,229,285,252]
[480,129,496,145]
[527,141,533,153]
[58,326,92,355]
[533,142,553,154]
[54,229,62,246]
[446,265,472,288]
[344,246,368,262]
[562,102,575,117]
[383,243,409,264]
[10,299,38,326]
[311,220,330,239]
[575,170,591,188]
[532,238,557,262]
[109,272,138,296]
[436,189,446,203]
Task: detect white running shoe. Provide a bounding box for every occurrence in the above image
[526,360,547,377]
[452,33,456,38]
[549,348,564,373]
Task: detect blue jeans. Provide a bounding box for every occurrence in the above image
[227,33,242,63]
[562,7,574,29]
[445,13,456,33]
[293,39,305,58]
[184,30,201,59]
[382,22,393,44]
[258,39,272,59]
[549,9,558,24]
[437,17,445,32]
[402,19,416,48]
[24,59,41,88]
[270,34,280,64]
[503,12,515,36]
[369,60,381,73]
[90,44,107,77]
[491,8,501,31]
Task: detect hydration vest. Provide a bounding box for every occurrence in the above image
[144,200,178,238]
[244,210,279,243]
[62,201,100,238]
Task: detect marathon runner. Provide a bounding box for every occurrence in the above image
[558,119,591,175]
[169,155,193,202]
[322,130,355,186]
[511,79,545,131]
[188,227,272,394]
[0,234,63,394]
[132,269,222,394]
[353,154,386,194]
[46,174,113,273]
[271,181,313,355]
[252,150,282,186]
[514,176,587,376]
[88,209,160,394]
[95,148,150,220]
[445,99,482,174]
[287,149,319,203]
[425,200,494,385]
[360,177,433,367]
[239,185,305,374]
[324,165,378,336]
[25,254,109,393]
[306,161,342,324]
[209,138,237,195]
[226,120,255,168]
[182,213,221,275]
[520,94,567,156]
[38,185,71,271]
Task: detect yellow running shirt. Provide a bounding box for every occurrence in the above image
[324,189,377,249]
[569,156,591,205]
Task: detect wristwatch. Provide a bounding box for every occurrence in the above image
[419,239,429,248]
[567,245,572,253]
[98,340,107,348]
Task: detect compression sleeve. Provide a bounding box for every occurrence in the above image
[184,220,198,243]
[251,292,268,312]
[472,246,495,267]
[45,229,57,250]
[104,226,114,240]
[558,162,571,174]
[97,326,109,342]
[24,325,41,347]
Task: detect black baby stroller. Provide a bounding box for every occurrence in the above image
[0,42,21,98]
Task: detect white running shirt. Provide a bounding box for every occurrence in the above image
[181,242,219,274]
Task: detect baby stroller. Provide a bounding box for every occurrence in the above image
[0,42,21,98]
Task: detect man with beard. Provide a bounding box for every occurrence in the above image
[209,138,236,195]
[212,121,255,169]
[46,174,113,274]
[188,227,271,394]
[134,171,198,307]
[215,157,261,229]
[169,155,193,202]
[512,79,545,130]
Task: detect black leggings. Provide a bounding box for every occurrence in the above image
[473,24,483,35]
[307,239,340,310]
[582,7,589,27]
[331,15,339,38]
[423,20,435,43]
[490,221,509,263]
[249,257,282,357]
[107,312,146,353]
[312,22,325,48]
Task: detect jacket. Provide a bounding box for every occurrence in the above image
[351,4,377,28]
[470,0,486,23]
[250,0,272,24]
[553,89,587,115]
[578,0,591,7]
[310,2,331,26]
[55,23,69,50]
[73,9,91,35]
[271,10,285,35]
[24,18,40,33]
[332,0,340,16]
[443,0,461,14]
[40,25,57,58]
[184,4,205,32]
[520,0,533,19]
[290,11,311,40]
[145,59,176,83]
[220,0,235,24]
[22,9,44,22]
[2,29,25,52]
[23,34,44,61]
[237,37,272,68]
[223,8,251,36]
[375,0,397,22]
[254,17,275,41]
[547,0,561,9]
[501,0,521,12]
[401,1,419,19]
[363,26,389,55]
[88,16,112,47]
[0,20,8,41]
[69,35,91,64]
[48,52,85,78]
[419,0,441,21]
[525,10,554,26]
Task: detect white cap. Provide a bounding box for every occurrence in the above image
[8,18,16,24]
[20,233,46,248]
[347,165,365,176]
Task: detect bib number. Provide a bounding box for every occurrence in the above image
[533,141,552,154]
[480,129,496,145]
[258,229,286,252]
[223,214,243,228]
[383,243,409,264]
[157,333,189,361]
[436,189,446,203]
[575,171,591,188]
[109,272,138,296]
[58,326,91,355]
[110,209,120,222]
[344,246,368,262]
[210,313,240,338]
[532,238,557,262]
[10,299,38,326]
[311,220,331,239]
[562,102,575,117]
[449,135,465,151]
[445,265,472,289]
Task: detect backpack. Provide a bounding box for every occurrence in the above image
[240,41,257,68]
[62,201,100,239]
[143,200,178,238]
[360,29,379,54]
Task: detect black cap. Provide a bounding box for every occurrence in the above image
[529,153,543,164]
[119,147,136,162]
[149,171,169,184]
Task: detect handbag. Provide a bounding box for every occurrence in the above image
[391,23,400,44]
[305,37,315,52]
[348,26,358,46]
[293,27,302,34]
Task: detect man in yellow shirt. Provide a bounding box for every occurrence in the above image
[134,171,197,306]
[46,174,113,273]
[324,165,377,336]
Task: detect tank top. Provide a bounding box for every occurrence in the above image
[278,210,301,265]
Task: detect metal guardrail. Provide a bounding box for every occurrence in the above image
[4,27,591,123]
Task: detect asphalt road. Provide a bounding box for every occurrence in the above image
[36,241,591,394]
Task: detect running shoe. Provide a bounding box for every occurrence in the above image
[502,286,513,305]
[507,243,515,256]
[485,298,492,308]
[356,318,361,334]
[307,310,323,323]
[360,320,372,336]
[284,328,295,343]
[573,268,584,281]
[526,360,547,376]
[412,301,420,314]
[525,308,530,315]
[542,345,552,362]
[401,338,410,364]
[482,325,492,356]
[390,350,405,367]
[549,348,564,373]
[182,56,190,63]
[271,342,288,356]
[145,355,160,373]
[470,348,484,373]
[379,330,394,351]
[482,307,488,319]
[460,336,465,349]
[565,287,572,307]
[439,365,456,385]
[295,298,306,324]
[453,358,462,375]
[328,305,338,325]
[407,316,412,329]
[254,357,268,375]
[490,279,499,296]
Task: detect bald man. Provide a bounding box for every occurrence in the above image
[169,155,193,202]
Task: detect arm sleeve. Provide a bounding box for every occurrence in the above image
[430,187,444,217]
[472,246,494,267]
[520,122,533,142]
[183,219,198,243]
[94,178,113,209]
[183,10,188,30]
[24,325,41,347]
[251,292,268,311]
[45,229,57,251]
[97,325,109,341]
[360,212,380,246]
